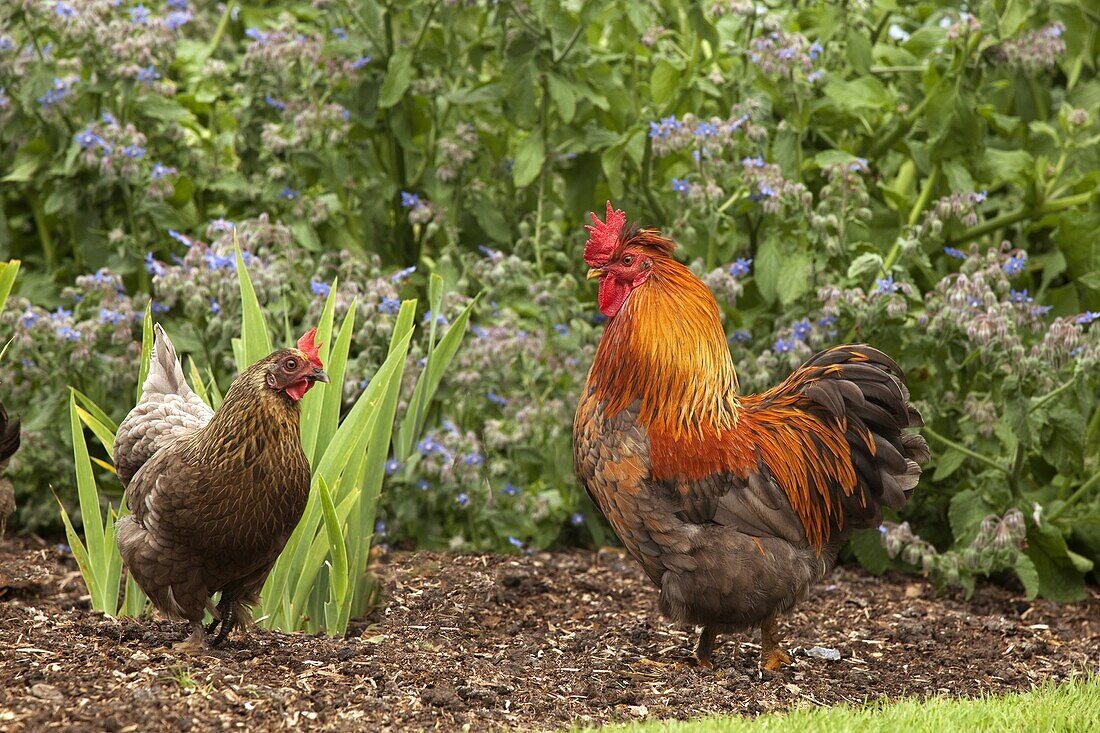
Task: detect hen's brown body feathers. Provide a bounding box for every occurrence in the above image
[0,398,19,538]
[575,226,929,668]
[115,326,315,645]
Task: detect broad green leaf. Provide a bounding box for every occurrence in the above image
[650,59,678,105]
[932,448,967,482]
[512,132,545,188]
[378,47,414,109]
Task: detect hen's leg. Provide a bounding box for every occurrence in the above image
[693,626,718,668]
[173,622,208,652]
[209,597,237,647]
[759,617,792,670]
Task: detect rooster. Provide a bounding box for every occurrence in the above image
[574,203,929,670]
[114,324,328,648]
[0,397,19,538]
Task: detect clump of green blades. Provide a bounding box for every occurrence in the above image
[59,239,475,634]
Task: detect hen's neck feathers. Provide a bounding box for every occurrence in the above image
[194,363,301,455]
[588,254,739,439]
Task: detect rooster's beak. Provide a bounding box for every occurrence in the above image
[586,268,604,281]
[309,368,330,384]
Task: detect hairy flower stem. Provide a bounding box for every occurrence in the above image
[1049,470,1100,522]
[951,192,1096,244]
[203,1,237,62]
[922,425,1009,475]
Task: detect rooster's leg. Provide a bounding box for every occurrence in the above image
[693,626,718,668]
[759,617,792,671]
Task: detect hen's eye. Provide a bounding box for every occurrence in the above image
[622,255,634,266]
[285,358,298,370]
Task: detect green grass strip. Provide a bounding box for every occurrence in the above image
[585,676,1098,733]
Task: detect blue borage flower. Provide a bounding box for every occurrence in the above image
[209,298,220,315]
[265,95,286,111]
[507,536,523,549]
[145,252,166,277]
[390,265,416,283]
[944,246,966,260]
[456,493,469,507]
[310,280,331,298]
[129,4,150,25]
[873,275,899,295]
[1003,253,1027,276]
[728,257,752,277]
[399,191,423,209]
[487,391,507,407]
[791,318,812,340]
[729,330,751,344]
[379,296,401,315]
[500,482,521,497]
[671,178,689,195]
[773,337,793,353]
[385,458,400,475]
[1076,311,1099,325]
[136,65,160,85]
[570,513,585,527]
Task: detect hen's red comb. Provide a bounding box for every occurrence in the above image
[584,201,627,268]
[297,328,324,369]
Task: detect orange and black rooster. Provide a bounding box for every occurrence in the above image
[574,203,929,670]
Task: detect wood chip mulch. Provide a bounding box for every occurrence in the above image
[0,536,1096,731]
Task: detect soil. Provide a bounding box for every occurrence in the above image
[0,536,1096,731]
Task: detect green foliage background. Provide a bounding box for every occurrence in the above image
[0,0,1098,600]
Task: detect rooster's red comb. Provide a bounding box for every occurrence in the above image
[583,201,627,268]
[297,328,324,369]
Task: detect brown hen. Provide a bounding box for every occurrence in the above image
[114,324,327,648]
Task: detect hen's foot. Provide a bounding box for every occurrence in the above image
[759,617,792,671]
[209,599,237,647]
[173,623,208,653]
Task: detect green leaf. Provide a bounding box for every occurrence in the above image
[317,476,348,611]
[234,233,273,368]
[849,528,890,575]
[824,77,890,112]
[378,47,414,109]
[547,74,576,123]
[847,252,884,280]
[299,280,339,464]
[933,448,967,481]
[0,260,19,314]
[512,132,545,188]
[650,60,678,105]
[948,489,993,545]
[1013,554,1039,600]
[136,306,154,405]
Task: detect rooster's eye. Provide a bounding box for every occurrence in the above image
[622,255,634,266]
[285,358,298,370]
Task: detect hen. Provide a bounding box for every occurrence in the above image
[0,397,19,538]
[574,204,930,669]
[114,325,328,648]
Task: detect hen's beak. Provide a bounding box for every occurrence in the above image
[308,368,330,383]
[586,268,604,281]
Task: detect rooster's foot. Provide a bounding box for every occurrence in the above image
[759,617,792,671]
[692,626,718,669]
[761,647,792,671]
